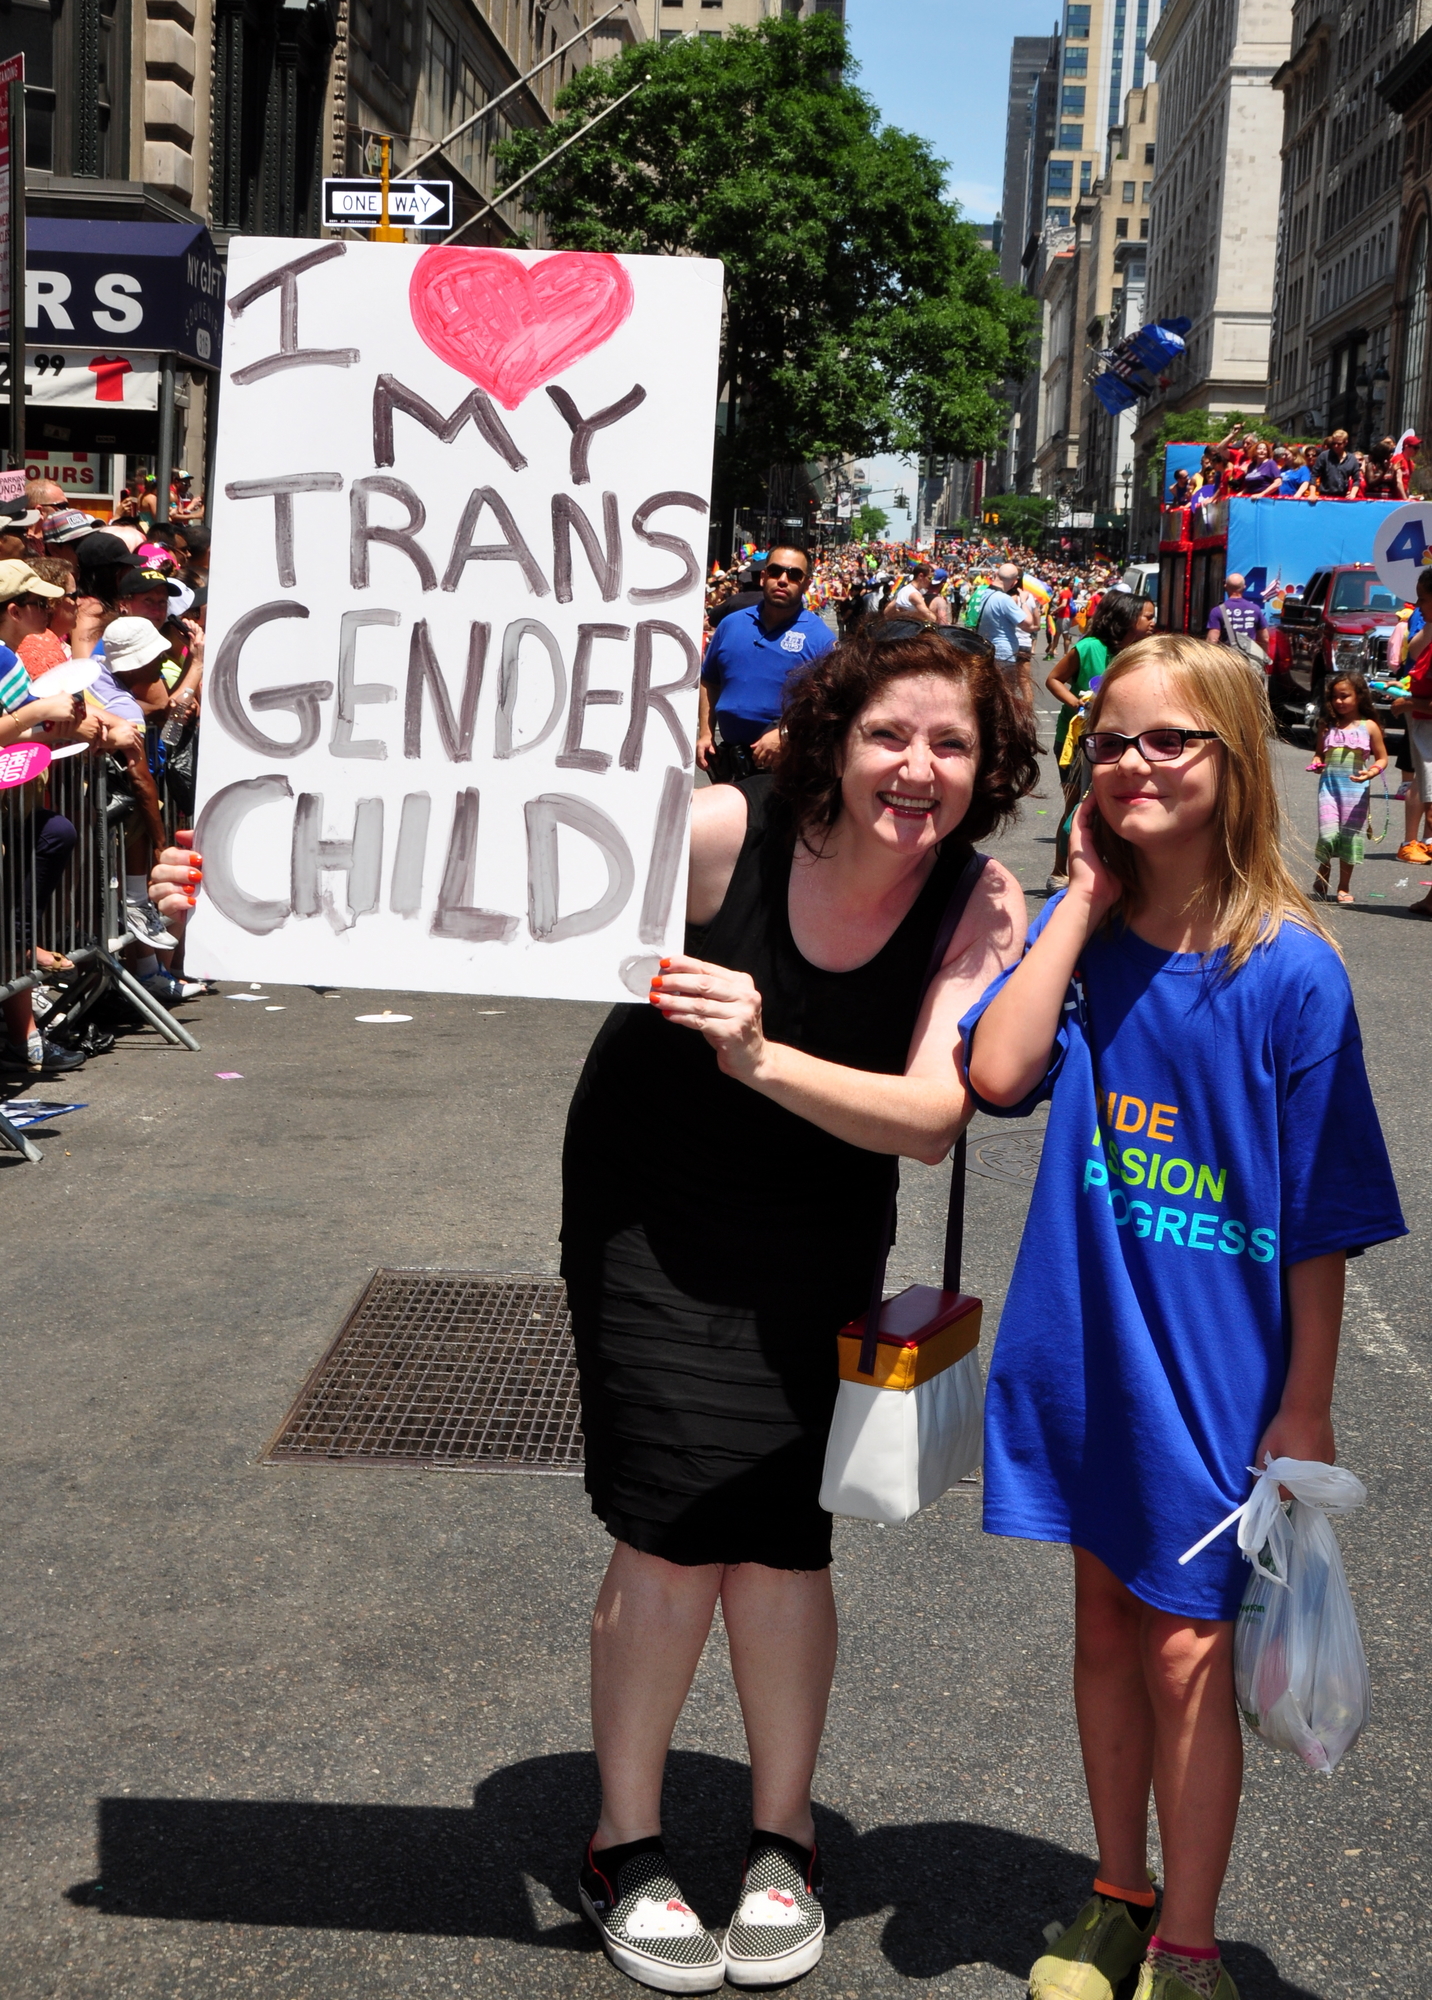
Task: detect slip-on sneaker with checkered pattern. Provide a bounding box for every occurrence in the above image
[578,1835,725,1993]
[722,1831,825,1987]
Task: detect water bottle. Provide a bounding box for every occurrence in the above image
[160,689,196,747]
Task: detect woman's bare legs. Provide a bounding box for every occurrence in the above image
[1073,1548,1242,1947]
[589,1543,837,1852]
[591,1543,722,1848]
[722,1564,838,1848]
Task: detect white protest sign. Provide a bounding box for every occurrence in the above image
[188,238,723,1003]
[1372,501,1432,603]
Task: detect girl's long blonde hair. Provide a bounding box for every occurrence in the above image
[1084,632,1336,972]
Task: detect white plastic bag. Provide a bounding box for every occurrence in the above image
[1232,1457,1371,1775]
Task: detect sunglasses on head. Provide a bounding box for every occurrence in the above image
[764,563,808,583]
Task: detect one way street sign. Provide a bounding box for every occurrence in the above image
[321,179,455,231]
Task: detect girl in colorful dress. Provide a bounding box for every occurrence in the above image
[1313,673,1386,904]
[963,634,1404,2000]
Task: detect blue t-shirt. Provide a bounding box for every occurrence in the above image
[961,901,1405,1620]
[1278,465,1310,495]
[977,588,1028,662]
[700,604,834,744]
[85,639,144,725]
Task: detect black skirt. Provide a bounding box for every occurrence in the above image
[563,1222,852,1571]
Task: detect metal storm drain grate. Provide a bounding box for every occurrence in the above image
[967,1131,1046,1185]
[263,1270,583,1472]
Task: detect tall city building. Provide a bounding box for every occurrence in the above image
[1001,34,1061,290]
[1270,0,1432,443]
[1130,0,1291,546]
[1041,0,1157,241]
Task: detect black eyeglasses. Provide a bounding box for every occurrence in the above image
[1083,728,1220,765]
[764,564,808,583]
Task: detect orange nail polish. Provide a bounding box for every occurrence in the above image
[659,957,672,969]
[650,975,663,990]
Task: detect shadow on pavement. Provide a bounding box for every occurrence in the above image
[65,1749,1321,1996]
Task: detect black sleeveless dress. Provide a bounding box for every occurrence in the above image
[560,777,973,1570]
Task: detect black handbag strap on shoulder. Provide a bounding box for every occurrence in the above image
[858,851,990,1375]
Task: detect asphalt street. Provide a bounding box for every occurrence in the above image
[2,692,1428,2000]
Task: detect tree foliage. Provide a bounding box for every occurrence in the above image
[497,18,1038,516]
[853,503,889,541]
[979,493,1056,543]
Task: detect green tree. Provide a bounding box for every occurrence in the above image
[497,18,1037,529]
[853,504,889,541]
[979,493,1056,544]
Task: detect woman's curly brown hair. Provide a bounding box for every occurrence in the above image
[773,624,1042,849]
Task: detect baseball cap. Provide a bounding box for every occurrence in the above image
[75,530,136,574]
[102,616,173,675]
[0,504,42,530]
[0,558,65,604]
[118,565,184,600]
[42,509,98,546]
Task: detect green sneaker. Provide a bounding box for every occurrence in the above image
[1028,1893,1157,2000]
[1133,1959,1239,2000]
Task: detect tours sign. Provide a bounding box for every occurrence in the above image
[188,238,723,1004]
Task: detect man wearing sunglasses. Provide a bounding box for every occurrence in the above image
[698,544,835,782]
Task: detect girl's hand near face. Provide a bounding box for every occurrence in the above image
[1066,793,1123,928]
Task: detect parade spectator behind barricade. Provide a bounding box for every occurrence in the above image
[561,624,1038,1990]
[978,561,1038,711]
[698,545,835,781]
[1207,572,1270,674]
[15,558,81,679]
[1312,430,1360,498]
[0,500,43,561]
[41,509,99,558]
[23,480,67,555]
[172,519,210,588]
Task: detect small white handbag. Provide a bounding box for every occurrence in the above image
[819,855,987,1526]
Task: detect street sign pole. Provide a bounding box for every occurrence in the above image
[3,67,25,469]
[373,136,404,243]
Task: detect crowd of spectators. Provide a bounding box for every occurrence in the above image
[0,477,210,1080]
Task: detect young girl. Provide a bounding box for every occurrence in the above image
[1313,673,1387,903]
[1046,591,1157,888]
[963,634,1405,2000]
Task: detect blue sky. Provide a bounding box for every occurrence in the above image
[843,0,1060,535]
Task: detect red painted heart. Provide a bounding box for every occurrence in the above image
[409,248,634,409]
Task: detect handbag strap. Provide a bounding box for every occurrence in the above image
[858,852,989,1376]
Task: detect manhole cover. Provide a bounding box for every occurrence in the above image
[263,1270,582,1471]
[967,1131,1045,1184]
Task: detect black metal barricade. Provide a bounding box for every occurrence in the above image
[0,744,200,1165]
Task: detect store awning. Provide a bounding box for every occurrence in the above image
[24,221,224,369]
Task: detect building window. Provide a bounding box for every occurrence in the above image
[1080,160,1092,194]
[1047,207,1070,227]
[1048,160,1074,196]
[1064,47,1088,74]
[1139,218,1149,237]
[1061,85,1085,115]
[662,1,683,7]
[1141,181,1151,202]
[1058,124,1083,149]
[661,28,682,39]
[1122,181,1135,202]
[1116,218,1129,239]
[0,0,128,178]
[1144,143,1155,166]
[1401,217,1430,438]
[1065,4,1090,37]
[701,28,721,38]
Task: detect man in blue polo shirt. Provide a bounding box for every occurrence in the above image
[698,544,835,781]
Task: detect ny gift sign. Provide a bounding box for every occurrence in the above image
[189,238,723,1003]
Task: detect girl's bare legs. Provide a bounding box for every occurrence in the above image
[589,1545,837,1853]
[722,1563,838,1848]
[1073,1549,1242,1947]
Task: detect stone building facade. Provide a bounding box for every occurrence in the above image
[1130,0,1291,549]
[1270,0,1432,445]
[1379,17,1432,457]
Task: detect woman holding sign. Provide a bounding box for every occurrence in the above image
[561,622,1038,1991]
